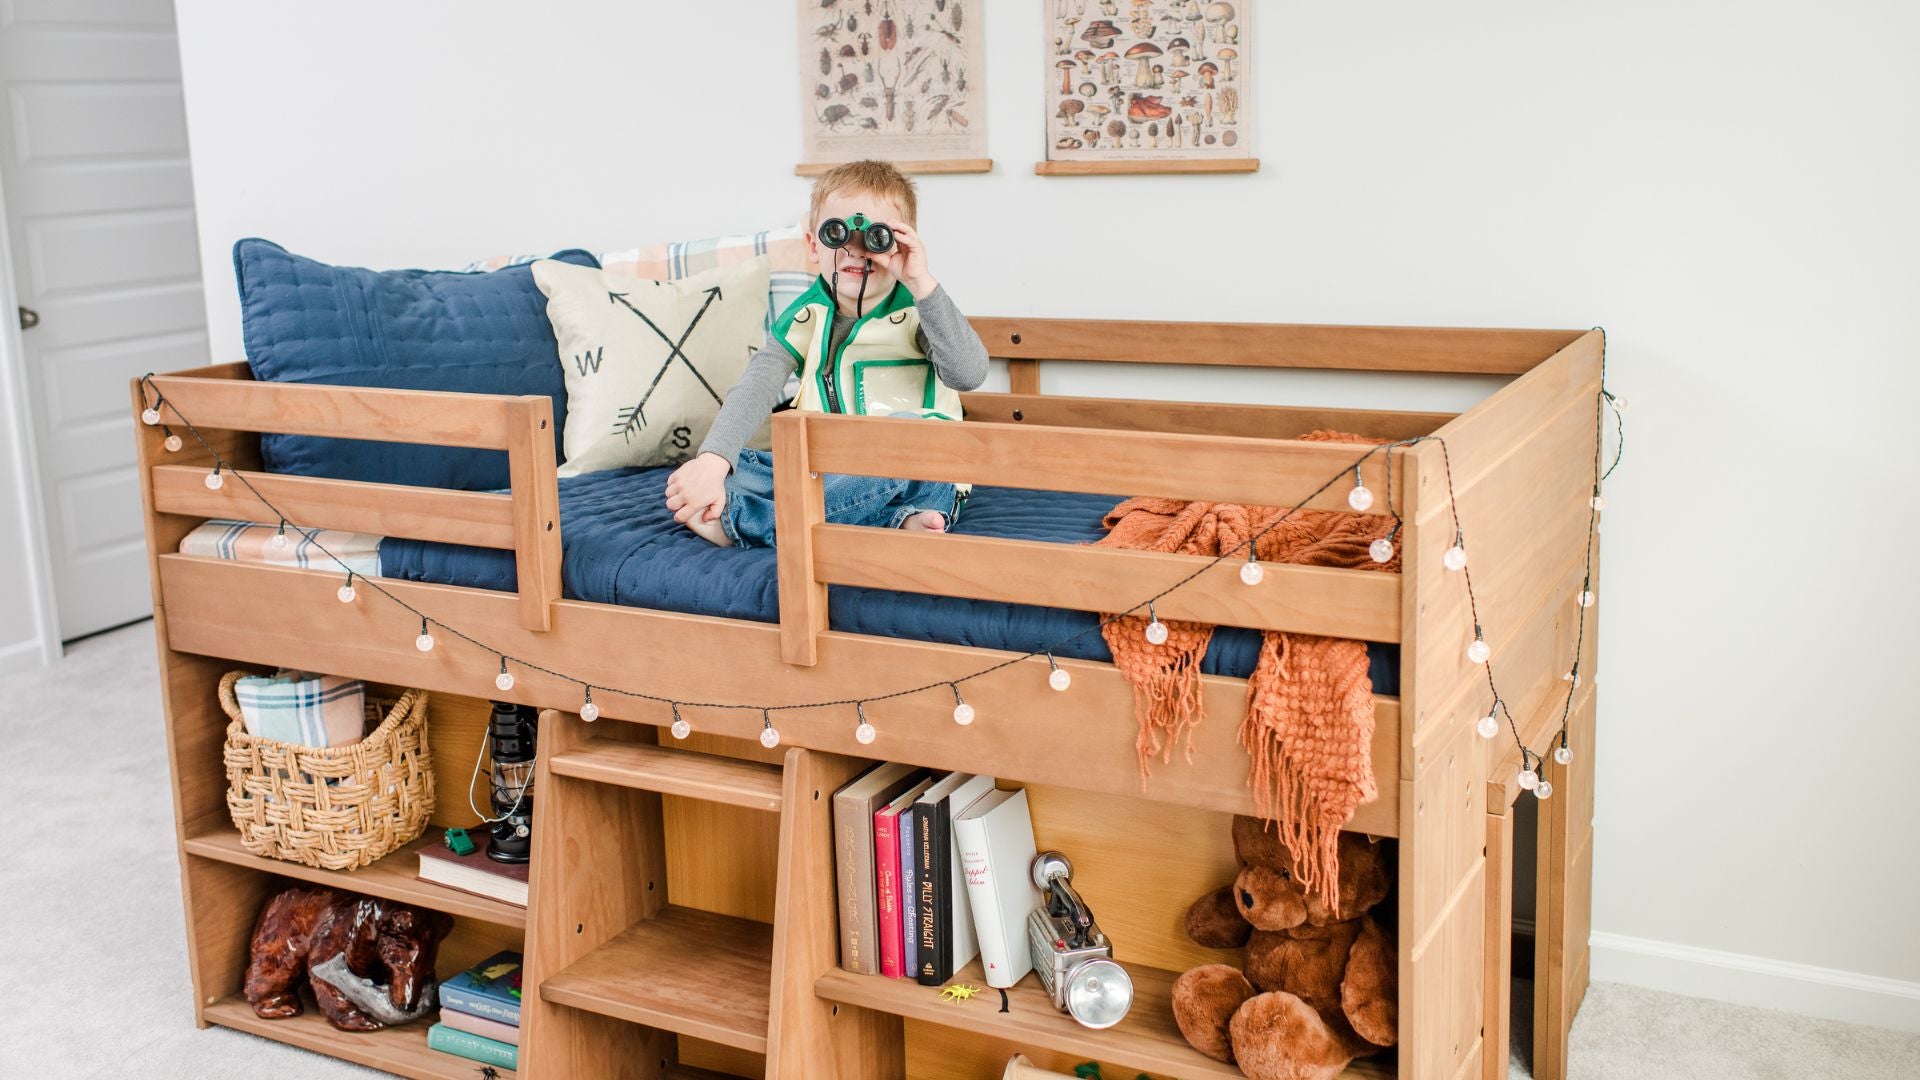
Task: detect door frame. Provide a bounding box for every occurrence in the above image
[0,164,61,672]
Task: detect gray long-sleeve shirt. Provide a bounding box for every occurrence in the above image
[697,284,989,468]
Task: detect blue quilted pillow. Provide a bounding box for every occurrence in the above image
[235,239,599,491]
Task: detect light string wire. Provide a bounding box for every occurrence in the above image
[141,348,1617,772]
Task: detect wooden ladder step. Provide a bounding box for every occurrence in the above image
[547,737,785,811]
[541,905,773,1054]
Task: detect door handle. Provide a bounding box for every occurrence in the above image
[16,307,37,330]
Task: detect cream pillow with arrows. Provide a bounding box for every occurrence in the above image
[533,256,772,477]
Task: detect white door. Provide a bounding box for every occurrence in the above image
[0,0,208,639]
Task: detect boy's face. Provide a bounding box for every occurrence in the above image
[808,188,909,310]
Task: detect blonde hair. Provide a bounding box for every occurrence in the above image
[808,160,918,228]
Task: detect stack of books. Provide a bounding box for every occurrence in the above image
[427,950,522,1072]
[418,842,530,908]
[834,763,1042,989]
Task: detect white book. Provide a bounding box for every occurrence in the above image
[953,787,1041,989]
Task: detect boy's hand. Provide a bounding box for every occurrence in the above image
[871,222,938,299]
[665,452,731,525]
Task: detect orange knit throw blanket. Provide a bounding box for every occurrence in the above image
[1097,432,1398,908]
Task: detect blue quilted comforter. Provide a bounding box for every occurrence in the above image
[379,467,1398,689]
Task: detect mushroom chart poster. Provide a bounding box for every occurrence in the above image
[798,0,989,169]
[1045,0,1252,168]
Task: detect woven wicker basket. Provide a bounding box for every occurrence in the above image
[220,671,436,871]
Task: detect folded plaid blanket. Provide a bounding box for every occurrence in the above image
[233,670,368,748]
[178,519,381,578]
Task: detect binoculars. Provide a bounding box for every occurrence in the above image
[817,213,895,255]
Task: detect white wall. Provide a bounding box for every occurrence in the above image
[0,172,59,676]
[174,0,1920,1025]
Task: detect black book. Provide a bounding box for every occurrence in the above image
[914,772,994,985]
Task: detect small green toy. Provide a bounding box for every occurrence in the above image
[444,827,475,856]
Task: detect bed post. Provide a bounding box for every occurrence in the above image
[505,395,562,632]
[773,411,829,666]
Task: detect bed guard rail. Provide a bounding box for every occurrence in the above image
[134,370,563,632]
[770,410,1410,666]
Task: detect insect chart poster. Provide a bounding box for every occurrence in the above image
[797,0,989,168]
[1045,0,1252,169]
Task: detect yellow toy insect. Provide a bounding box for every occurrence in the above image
[938,983,980,1003]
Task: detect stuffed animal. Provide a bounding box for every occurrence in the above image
[244,884,453,1031]
[1171,816,1398,1080]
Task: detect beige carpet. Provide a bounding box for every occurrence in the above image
[4,622,1916,1079]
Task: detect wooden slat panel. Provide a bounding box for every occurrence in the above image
[1033,158,1262,176]
[960,390,1456,442]
[805,413,1402,512]
[1484,809,1515,1080]
[151,465,516,548]
[147,373,519,448]
[153,555,1404,836]
[1005,358,1041,395]
[505,396,562,632]
[549,738,785,811]
[813,525,1403,641]
[774,413,829,666]
[967,318,1581,375]
[767,749,905,1078]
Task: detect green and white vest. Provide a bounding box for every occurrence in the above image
[773,277,965,422]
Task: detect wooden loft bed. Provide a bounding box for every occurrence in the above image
[132,318,1602,1080]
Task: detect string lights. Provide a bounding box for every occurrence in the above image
[950,684,976,726]
[138,335,1619,804]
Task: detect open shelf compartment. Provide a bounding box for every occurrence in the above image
[204,994,516,1079]
[816,959,1393,1080]
[183,826,527,929]
[540,904,774,1054]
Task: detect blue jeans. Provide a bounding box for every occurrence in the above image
[721,449,959,549]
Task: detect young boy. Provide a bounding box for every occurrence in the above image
[665,160,989,547]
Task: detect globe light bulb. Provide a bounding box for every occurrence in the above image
[1534,779,1554,800]
[1348,484,1374,512]
[1466,638,1490,664]
[1443,545,1468,571]
[204,469,223,490]
[1553,745,1573,766]
[855,721,877,744]
[1590,494,1607,512]
[1611,394,1629,413]
[271,527,289,550]
[1240,559,1264,585]
[337,582,356,603]
[1577,590,1595,608]
[579,692,599,722]
[415,631,435,652]
[1369,538,1394,563]
[1517,768,1539,791]
[141,407,161,426]
[164,434,183,452]
[671,717,691,740]
[1145,620,1169,645]
[1476,713,1500,739]
[1049,667,1072,692]
[953,702,976,726]
[495,668,515,692]
[759,723,781,749]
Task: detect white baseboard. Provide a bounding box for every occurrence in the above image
[1589,931,1920,1034]
[0,637,50,678]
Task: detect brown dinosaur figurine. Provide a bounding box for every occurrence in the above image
[243,885,453,1031]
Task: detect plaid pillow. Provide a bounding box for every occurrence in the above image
[470,224,813,332]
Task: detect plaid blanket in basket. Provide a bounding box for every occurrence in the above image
[233,671,368,748]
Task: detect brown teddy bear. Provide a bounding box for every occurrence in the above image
[1171,816,1398,1080]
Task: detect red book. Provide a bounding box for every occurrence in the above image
[874,777,932,979]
